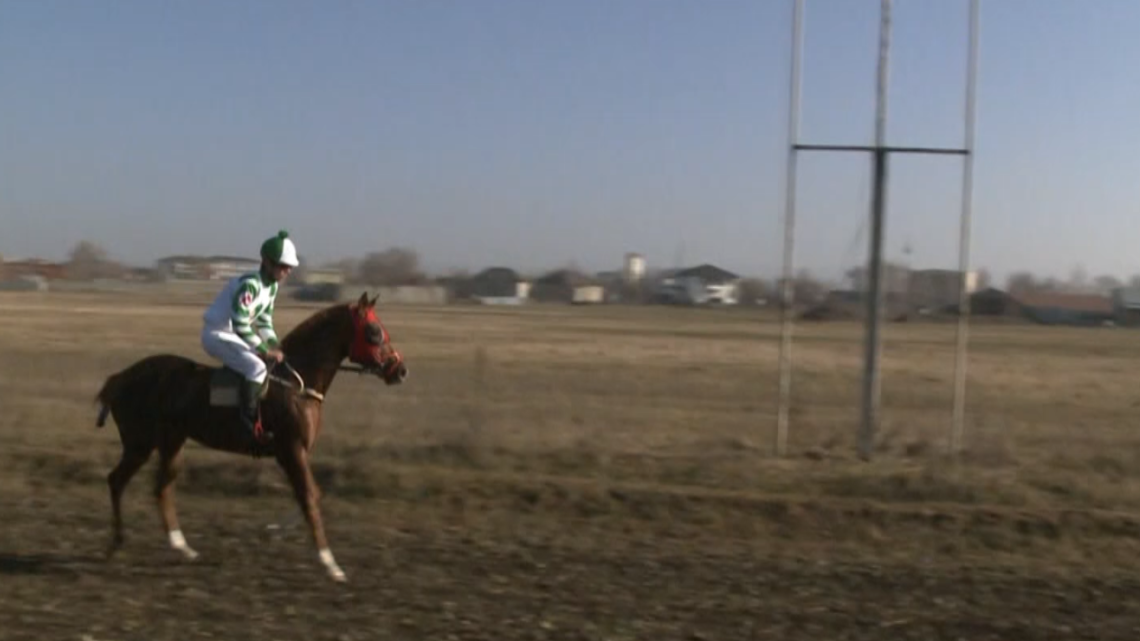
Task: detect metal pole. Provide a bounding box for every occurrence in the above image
[776,0,804,457]
[950,0,981,454]
[859,0,893,460]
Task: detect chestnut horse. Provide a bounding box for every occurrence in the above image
[93,292,407,582]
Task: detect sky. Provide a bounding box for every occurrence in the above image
[1,0,1138,284]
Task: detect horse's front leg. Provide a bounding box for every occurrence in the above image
[277,442,345,582]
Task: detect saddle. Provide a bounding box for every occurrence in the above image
[208,366,268,408]
[208,362,324,407]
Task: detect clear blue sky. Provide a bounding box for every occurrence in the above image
[1,0,1138,284]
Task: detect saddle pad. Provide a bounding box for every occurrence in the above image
[208,367,242,407]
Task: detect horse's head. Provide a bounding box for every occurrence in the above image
[348,292,407,386]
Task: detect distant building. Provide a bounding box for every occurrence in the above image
[154,255,205,280]
[845,264,979,312]
[2,259,66,281]
[1112,287,1140,326]
[908,269,979,311]
[1014,291,1113,326]
[846,262,911,296]
[207,256,261,280]
[964,287,1023,317]
[303,268,345,285]
[464,267,529,305]
[656,263,742,305]
[623,252,646,283]
[155,255,260,280]
[529,269,605,304]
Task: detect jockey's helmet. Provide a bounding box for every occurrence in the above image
[260,230,300,267]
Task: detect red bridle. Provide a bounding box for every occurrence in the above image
[349,304,402,379]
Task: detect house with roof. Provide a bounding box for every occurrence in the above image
[1013,291,1114,326]
[655,263,742,305]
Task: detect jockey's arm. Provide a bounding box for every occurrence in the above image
[253,300,280,351]
[231,281,272,356]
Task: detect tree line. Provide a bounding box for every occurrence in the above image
[37,240,1140,300]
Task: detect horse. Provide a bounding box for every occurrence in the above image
[92,291,407,583]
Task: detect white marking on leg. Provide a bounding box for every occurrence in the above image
[319,547,346,582]
[168,529,199,560]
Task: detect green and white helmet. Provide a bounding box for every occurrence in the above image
[260,229,300,267]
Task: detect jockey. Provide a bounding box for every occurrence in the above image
[200,230,299,443]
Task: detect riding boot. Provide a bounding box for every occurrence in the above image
[239,379,271,445]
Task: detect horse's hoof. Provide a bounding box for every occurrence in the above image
[168,530,199,561]
[319,548,346,583]
[174,546,200,561]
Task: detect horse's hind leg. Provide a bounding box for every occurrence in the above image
[154,436,196,560]
[106,443,153,558]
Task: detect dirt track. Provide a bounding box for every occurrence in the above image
[6,297,1140,639]
[4,478,1140,641]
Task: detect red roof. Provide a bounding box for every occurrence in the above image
[1012,292,1112,313]
[3,260,66,280]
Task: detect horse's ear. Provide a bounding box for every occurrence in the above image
[356,291,370,313]
[369,293,380,307]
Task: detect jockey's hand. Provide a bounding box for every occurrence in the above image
[263,347,285,364]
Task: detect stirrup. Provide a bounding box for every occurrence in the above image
[239,407,272,443]
[249,417,273,444]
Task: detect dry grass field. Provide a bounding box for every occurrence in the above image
[3,289,1140,640]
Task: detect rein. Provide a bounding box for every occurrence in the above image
[266,361,325,402]
[265,361,384,403]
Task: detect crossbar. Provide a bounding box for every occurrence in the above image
[794,144,969,155]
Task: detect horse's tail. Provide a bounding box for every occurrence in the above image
[95,372,125,428]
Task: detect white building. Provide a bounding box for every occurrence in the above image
[908,269,979,310]
[657,263,741,305]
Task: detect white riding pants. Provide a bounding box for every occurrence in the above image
[201,328,267,384]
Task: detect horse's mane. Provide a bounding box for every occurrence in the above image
[279,302,351,353]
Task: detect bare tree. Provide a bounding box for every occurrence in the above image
[291,254,310,284]
[736,278,770,306]
[1068,264,1089,291]
[795,269,826,304]
[358,247,426,286]
[1005,271,1038,295]
[1094,274,1122,293]
[65,240,121,281]
[322,258,361,284]
[975,268,992,290]
[775,269,826,307]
